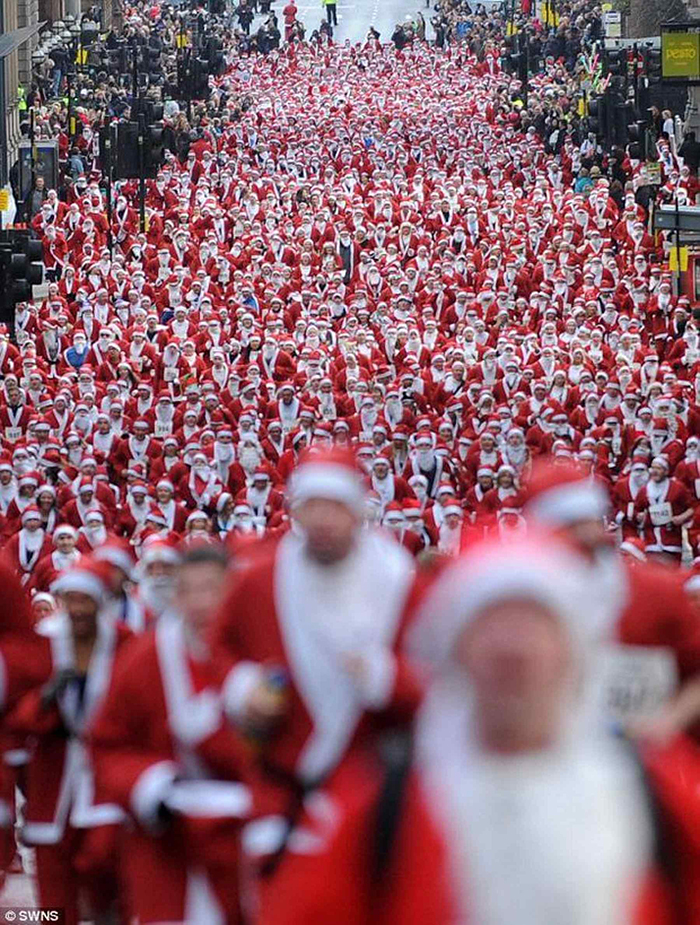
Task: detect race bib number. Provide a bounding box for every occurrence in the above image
[648,502,672,527]
[595,644,678,723]
[163,367,178,383]
[5,427,22,443]
[154,421,172,439]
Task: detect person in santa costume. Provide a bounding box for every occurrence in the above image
[210,448,424,906]
[526,461,700,740]
[28,523,82,593]
[92,540,147,633]
[5,560,132,925]
[90,544,250,925]
[3,506,52,585]
[634,456,693,565]
[256,533,699,925]
[132,539,181,621]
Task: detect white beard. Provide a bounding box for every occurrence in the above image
[505,445,527,468]
[214,444,235,464]
[53,549,80,570]
[416,675,650,925]
[437,522,462,556]
[140,576,175,617]
[646,477,669,505]
[22,528,44,554]
[247,485,270,512]
[239,448,261,474]
[650,436,666,457]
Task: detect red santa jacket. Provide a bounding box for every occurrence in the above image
[6,617,133,845]
[89,616,249,924]
[256,734,700,925]
[635,478,692,554]
[210,531,426,834]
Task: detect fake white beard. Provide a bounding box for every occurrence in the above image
[140,575,175,616]
[22,527,45,553]
[239,448,261,473]
[84,525,106,545]
[214,443,235,463]
[505,445,526,466]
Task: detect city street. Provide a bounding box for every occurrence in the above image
[254,0,432,46]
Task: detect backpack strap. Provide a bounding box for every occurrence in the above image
[370,730,414,887]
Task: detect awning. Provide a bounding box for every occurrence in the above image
[0,22,46,60]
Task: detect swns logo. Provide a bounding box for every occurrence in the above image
[3,910,63,922]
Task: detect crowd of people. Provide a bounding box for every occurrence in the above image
[2,0,700,918]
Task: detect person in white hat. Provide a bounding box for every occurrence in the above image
[3,506,51,585]
[10,559,132,925]
[91,544,249,925]
[210,448,422,907]
[28,523,81,594]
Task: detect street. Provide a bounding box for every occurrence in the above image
[254,0,431,46]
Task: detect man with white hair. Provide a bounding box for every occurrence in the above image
[211,449,423,904]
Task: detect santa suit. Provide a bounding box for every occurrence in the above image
[3,528,52,585]
[612,473,648,540]
[90,615,249,924]
[210,530,423,881]
[257,694,666,925]
[0,403,32,443]
[676,457,700,503]
[28,548,82,594]
[368,472,412,511]
[635,478,691,558]
[7,614,132,925]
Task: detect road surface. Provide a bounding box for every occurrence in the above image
[251,0,432,46]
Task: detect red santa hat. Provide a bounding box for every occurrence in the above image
[525,461,609,526]
[139,537,181,567]
[93,539,135,577]
[289,448,365,513]
[51,558,112,603]
[21,505,43,525]
[409,533,591,666]
[619,537,647,563]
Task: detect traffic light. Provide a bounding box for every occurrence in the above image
[644,47,662,80]
[107,43,128,73]
[627,120,648,160]
[141,44,161,79]
[113,120,164,180]
[192,56,210,99]
[114,122,140,179]
[144,124,165,178]
[0,232,43,338]
[588,95,607,142]
[132,98,164,123]
[605,48,627,77]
